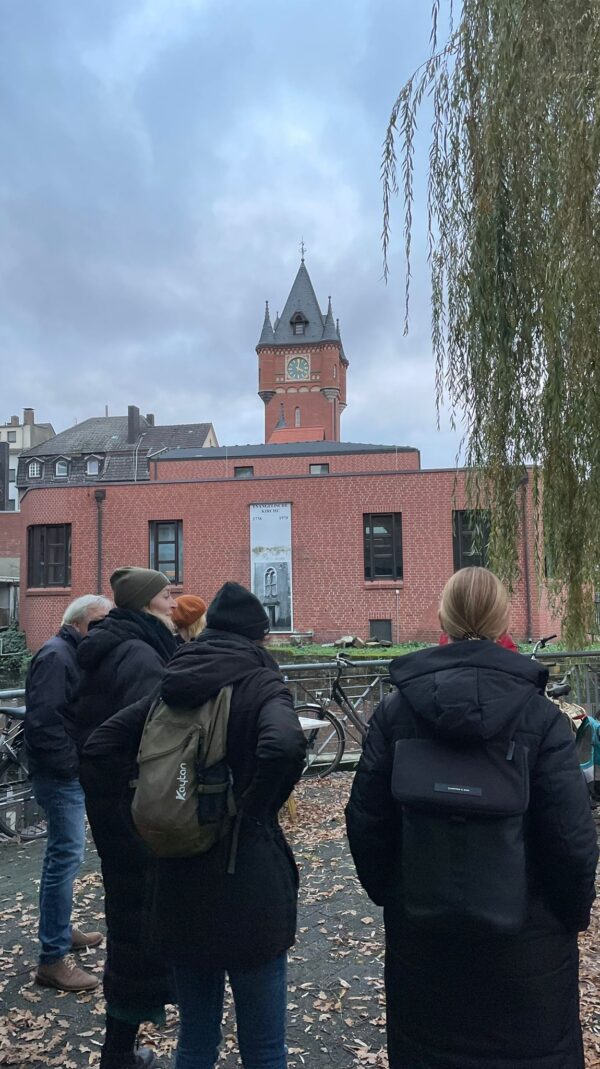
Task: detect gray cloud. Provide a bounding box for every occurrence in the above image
[0,0,461,465]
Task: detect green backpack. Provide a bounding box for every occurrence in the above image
[131,685,238,866]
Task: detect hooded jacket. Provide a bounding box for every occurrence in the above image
[71,608,178,1017]
[24,625,82,780]
[83,628,307,969]
[346,641,598,1069]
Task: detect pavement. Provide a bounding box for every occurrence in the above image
[0,776,389,1068]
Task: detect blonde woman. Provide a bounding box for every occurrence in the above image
[172,595,207,641]
[346,567,598,1069]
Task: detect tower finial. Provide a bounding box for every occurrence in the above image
[299,237,306,262]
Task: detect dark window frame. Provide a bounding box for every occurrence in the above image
[369,618,393,643]
[149,520,183,584]
[309,463,329,475]
[452,510,491,571]
[363,512,403,581]
[7,431,17,443]
[27,524,72,588]
[234,466,254,479]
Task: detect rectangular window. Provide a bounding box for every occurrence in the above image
[8,469,15,483]
[7,431,17,442]
[149,521,183,583]
[369,619,392,643]
[364,513,403,580]
[309,463,329,475]
[234,466,254,479]
[28,524,71,587]
[452,510,491,570]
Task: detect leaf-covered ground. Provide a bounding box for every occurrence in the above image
[0,777,599,1068]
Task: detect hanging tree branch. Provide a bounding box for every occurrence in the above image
[383,0,600,643]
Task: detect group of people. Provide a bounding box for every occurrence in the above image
[23,564,598,1069]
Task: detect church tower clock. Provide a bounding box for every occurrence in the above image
[256,255,348,443]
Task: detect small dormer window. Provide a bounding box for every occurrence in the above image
[55,460,69,478]
[291,312,306,336]
[28,460,41,479]
[86,457,101,476]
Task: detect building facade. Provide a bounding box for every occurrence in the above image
[0,409,55,511]
[15,261,560,650]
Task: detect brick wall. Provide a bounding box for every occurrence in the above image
[0,512,25,561]
[18,468,561,651]
[151,448,421,482]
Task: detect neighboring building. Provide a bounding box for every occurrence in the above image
[0,409,55,511]
[16,261,560,650]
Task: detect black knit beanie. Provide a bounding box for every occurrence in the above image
[206,582,270,640]
[110,567,170,611]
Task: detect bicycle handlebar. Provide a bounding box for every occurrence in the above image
[0,707,26,720]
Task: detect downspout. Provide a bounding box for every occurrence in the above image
[94,489,106,595]
[519,474,533,641]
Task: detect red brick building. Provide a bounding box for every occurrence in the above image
[15,260,559,650]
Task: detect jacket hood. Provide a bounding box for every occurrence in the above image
[390,641,548,741]
[77,607,177,672]
[161,628,283,708]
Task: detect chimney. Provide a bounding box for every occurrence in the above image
[10,415,19,427]
[127,405,140,443]
[145,413,155,426]
[23,408,34,426]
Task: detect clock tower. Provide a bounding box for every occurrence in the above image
[256,257,348,443]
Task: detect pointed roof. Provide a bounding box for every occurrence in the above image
[322,296,338,341]
[257,301,275,345]
[273,260,326,345]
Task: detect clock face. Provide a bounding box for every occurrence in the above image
[287,356,310,381]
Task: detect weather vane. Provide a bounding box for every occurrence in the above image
[300,237,306,262]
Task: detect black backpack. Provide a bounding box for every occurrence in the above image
[391,730,530,934]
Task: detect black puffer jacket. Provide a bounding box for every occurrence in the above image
[24,626,82,780]
[83,629,307,970]
[73,609,178,1018]
[346,641,598,1069]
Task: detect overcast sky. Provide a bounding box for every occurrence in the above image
[0,0,463,467]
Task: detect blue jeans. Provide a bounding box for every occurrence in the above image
[32,775,86,964]
[173,954,288,1069]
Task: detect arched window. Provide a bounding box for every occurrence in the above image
[265,567,277,598]
[28,460,41,479]
[291,312,306,336]
[294,406,301,427]
[86,457,100,476]
[55,460,68,478]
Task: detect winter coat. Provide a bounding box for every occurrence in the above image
[72,609,178,1018]
[24,626,82,780]
[83,628,307,970]
[346,641,598,1069]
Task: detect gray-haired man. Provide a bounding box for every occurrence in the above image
[25,595,111,992]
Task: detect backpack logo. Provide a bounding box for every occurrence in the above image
[176,763,188,801]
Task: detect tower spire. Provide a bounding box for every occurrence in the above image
[257,300,275,346]
[322,295,338,341]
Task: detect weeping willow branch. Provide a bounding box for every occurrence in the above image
[384,0,600,643]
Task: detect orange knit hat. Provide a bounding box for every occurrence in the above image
[172,595,207,627]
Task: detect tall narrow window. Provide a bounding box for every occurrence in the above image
[294,407,301,427]
[28,461,41,479]
[55,459,69,478]
[28,525,71,587]
[265,567,277,598]
[364,513,403,580]
[86,457,101,476]
[149,521,183,583]
[452,510,490,570]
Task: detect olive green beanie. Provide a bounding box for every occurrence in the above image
[110,566,170,611]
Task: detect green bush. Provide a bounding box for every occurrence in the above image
[0,625,32,685]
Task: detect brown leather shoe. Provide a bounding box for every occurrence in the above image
[35,955,99,992]
[72,927,103,951]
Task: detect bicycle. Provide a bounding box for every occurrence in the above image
[0,704,47,841]
[295,654,392,778]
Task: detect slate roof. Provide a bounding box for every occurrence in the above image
[259,261,347,358]
[17,416,216,488]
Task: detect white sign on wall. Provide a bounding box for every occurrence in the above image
[250,503,293,632]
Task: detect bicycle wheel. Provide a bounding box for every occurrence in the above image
[297,705,345,778]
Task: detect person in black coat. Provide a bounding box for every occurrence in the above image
[83,582,307,1069]
[70,567,178,1069]
[25,595,111,993]
[346,567,598,1069]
